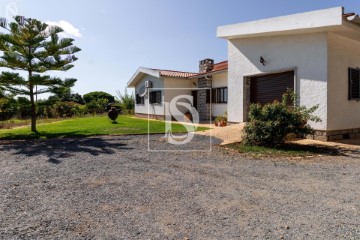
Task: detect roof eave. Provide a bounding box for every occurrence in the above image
[127,67,160,88]
[217,6,344,40]
[188,69,228,79]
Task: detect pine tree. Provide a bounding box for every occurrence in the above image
[0,16,81,132]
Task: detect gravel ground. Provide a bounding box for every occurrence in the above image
[1,135,360,239]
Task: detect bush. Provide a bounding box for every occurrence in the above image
[16,97,32,119]
[85,98,109,115]
[83,91,114,104]
[243,91,321,146]
[115,88,135,115]
[37,101,88,119]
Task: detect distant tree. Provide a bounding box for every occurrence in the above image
[0,16,81,132]
[116,88,135,115]
[83,91,115,104]
[16,97,32,119]
[0,91,16,120]
[49,86,84,104]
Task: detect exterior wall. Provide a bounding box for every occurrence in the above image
[227,32,328,130]
[212,72,228,117]
[134,75,164,116]
[163,78,193,119]
[328,33,360,131]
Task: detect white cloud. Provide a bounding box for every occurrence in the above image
[46,20,82,38]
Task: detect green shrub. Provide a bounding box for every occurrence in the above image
[37,101,88,119]
[16,97,32,119]
[85,98,109,115]
[243,91,321,146]
[83,91,114,104]
[115,88,135,115]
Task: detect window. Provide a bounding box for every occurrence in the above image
[136,94,144,105]
[216,87,228,103]
[349,68,360,100]
[149,90,162,104]
[206,87,228,104]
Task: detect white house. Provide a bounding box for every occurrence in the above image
[128,6,360,141]
[217,6,360,141]
[127,60,228,121]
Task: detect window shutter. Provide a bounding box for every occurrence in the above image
[212,89,216,103]
[224,88,228,103]
[349,68,360,100]
[206,89,210,104]
[156,91,161,104]
[149,91,161,104]
[150,92,154,104]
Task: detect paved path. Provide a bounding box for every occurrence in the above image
[196,123,245,145]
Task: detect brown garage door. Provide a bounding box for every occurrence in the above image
[250,71,294,105]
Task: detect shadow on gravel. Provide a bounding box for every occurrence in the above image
[0,137,133,163]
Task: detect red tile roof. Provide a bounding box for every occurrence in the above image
[212,61,228,72]
[152,60,228,79]
[152,69,198,78]
[190,60,228,78]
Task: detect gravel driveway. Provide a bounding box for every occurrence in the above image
[1,135,360,239]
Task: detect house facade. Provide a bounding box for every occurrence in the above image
[217,6,360,141]
[127,60,228,121]
[128,6,360,141]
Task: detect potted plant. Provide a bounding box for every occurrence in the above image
[215,115,222,127]
[215,112,228,127]
[220,112,228,127]
[108,107,119,123]
[184,111,192,122]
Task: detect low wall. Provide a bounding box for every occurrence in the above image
[309,128,360,141]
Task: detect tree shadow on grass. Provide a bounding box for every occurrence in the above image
[0,134,134,164]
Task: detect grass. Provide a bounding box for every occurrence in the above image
[0,118,63,129]
[0,115,209,140]
[226,142,341,158]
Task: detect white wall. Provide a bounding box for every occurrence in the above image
[164,78,194,118]
[212,72,228,117]
[328,33,360,130]
[227,32,328,130]
[135,75,164,116]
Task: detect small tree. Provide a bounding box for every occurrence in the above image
[0,16,81,132]
[83,91,114,104]
[243,91,321,146]
[116,88,134,115]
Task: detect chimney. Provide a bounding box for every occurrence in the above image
[199,58,214,73]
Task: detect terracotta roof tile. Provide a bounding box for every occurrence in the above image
[190,60,228,78]
[212,61,228,72]
[150,69,197,78]
[151,60,228,79]
[157,70,198,78]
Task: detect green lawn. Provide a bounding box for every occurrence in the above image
[0,115,208,140]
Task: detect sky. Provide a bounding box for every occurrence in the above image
[1,0,360,98]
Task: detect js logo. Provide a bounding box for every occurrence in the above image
[164,95,199,145]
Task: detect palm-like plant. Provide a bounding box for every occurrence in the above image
[0,16,81,132]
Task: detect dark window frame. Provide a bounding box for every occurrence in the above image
[216,87,228,103]
[206,87,228,104]
[149,90,162,104]
[136,94,145,105]
[349,68,360,101]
